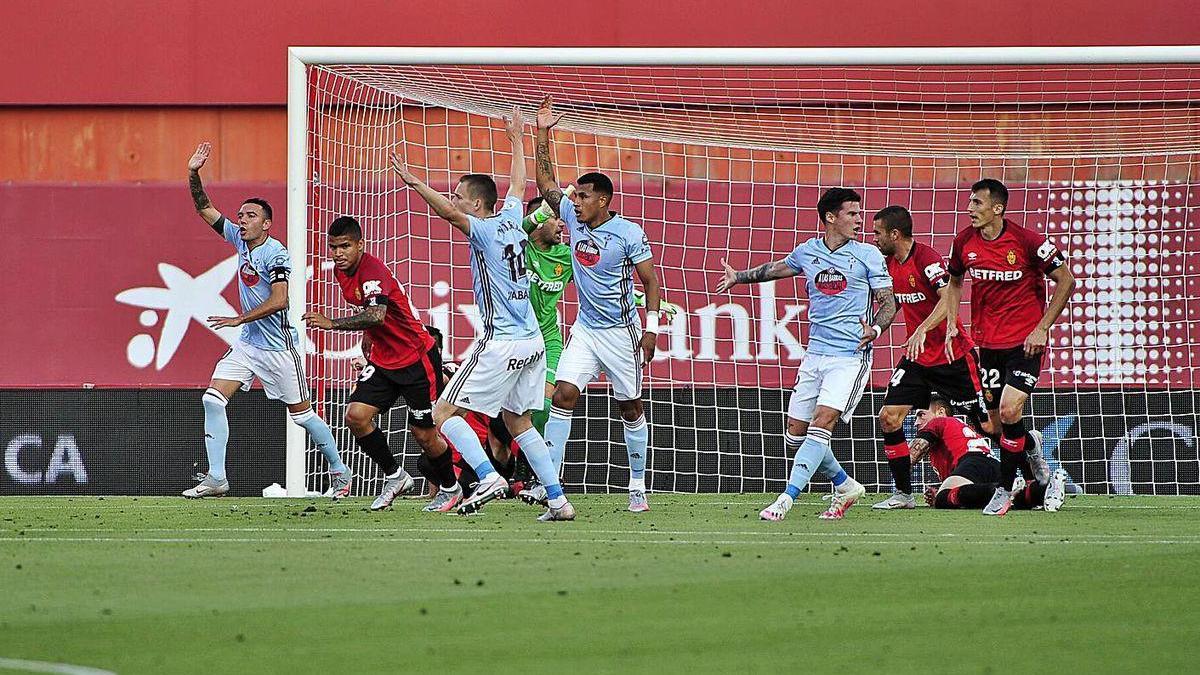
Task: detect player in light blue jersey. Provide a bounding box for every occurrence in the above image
[717,188,898,521]
[181,142,350,499]
[390,108,574,521]
[533,96,664,513]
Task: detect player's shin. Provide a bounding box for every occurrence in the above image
[999,421,1033,488]
[544,405,573,474]
[785,427,832,498]
[441,416,497,480]
[513,428,567,507]
[883,428,913,494]
[201,388,230,481]
[289,409,347,475]
[356,427,400,475]
[623,415,649,491]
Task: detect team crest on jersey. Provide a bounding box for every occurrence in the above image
[238,260,259,287]
[354,288,362,300]
[814,268,848,295]
[908,273,917,288]
[554,263,564,276]
[1006,250,1017,265]
[574,239,601,267]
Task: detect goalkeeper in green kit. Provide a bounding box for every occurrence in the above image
[522,194,574,435]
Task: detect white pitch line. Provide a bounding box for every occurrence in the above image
[11,499,1200,510]
[0,657,116,675]
[2,536,1199,546]
[13,527,1200,539]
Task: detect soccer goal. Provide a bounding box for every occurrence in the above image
[286,47,1200,498]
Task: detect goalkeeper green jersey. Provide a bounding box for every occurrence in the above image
[526,242,573,343]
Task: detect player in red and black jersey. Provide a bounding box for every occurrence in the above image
[911,396,1065,514]
[303,216,463,513]
[870,206,988,510]
[944,179,1075,512]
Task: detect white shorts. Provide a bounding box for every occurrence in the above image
[211,340,309,405]
[441,336,545,417]
[787,353,872,424]
[555,323,643,401]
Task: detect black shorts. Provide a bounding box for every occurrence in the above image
[978,346,1044,409]
[349,347,444,428]
[950,452,1001,485]
[882,352,988,422]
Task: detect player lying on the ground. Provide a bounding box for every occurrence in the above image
[911,396,1066,515]
[391,106,574,521]
[534,95,663,513]
[870,205,989,510]
[182,142,350,499]
[303,217,463,512]
[943,178,1075,515]
[717,187,897,521]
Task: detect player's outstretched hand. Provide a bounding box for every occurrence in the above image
[715,258,738,293]
[537,95,565,130]
[905,324,928,361]
[504,106,525,142]
[188,142,211,172]
[389,152,418,186]
[302,311,333,330]
[856,319,879,351]
[923,486,938,507]
[207,315,242,329]
[639,332,657,368]
[944,321,959,362]
[1024,326,1048,357]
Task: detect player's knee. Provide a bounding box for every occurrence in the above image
[786,419,808,437]
[431,401,456,428]
[551,383,580,410]
[344,408,371,434]
[618,400,643,421]
[998,401,1024,425]
[878,408,906,432]
[810,407,840,430]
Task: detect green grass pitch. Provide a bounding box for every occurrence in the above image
[1,494,1199,674]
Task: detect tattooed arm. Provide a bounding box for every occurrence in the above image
[534,95,567,214]
[857,287,898,350]
[909,436,932,463]
[302,305,387,332]
[187,142,222,229]
[714,258,799,293]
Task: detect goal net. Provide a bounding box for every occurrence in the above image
[291,50,1200,497]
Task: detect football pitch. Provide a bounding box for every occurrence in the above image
[1,494,1198,674]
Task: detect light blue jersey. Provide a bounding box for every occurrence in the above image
[466,196,540,341]
[784,237,891,357]
[559,198,653,329]
[218,217,301,352]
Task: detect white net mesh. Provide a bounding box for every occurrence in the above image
[300,62,1200,497]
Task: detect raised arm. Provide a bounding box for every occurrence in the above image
[714,258,799,293]
[187,142,222,229]
[534,95,567,214]
[390,152,471,235]
[505,107,527,201]
[1025,264,1076,357]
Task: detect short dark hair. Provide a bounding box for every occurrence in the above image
[971,179,1008,209]
[459,174,498,211]
[873,205,913,238]
[243,198,273,221]
[525,196,545,216]
[328,216,363,240]
[424,324,444,353]
[816,188,862,225]
[577,172,614,199]
[927,394,951,414]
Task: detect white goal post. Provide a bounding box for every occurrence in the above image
[286,46,1200,498]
